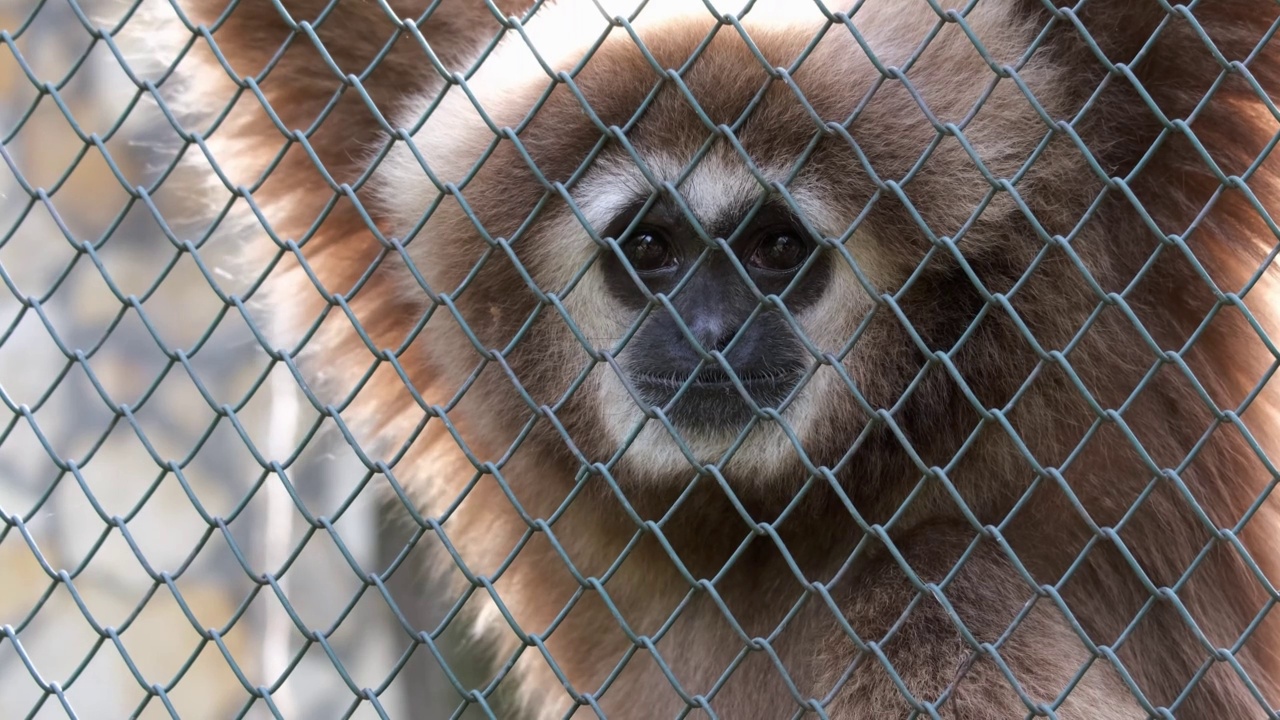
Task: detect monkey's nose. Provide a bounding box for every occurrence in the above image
[686,313,739,354]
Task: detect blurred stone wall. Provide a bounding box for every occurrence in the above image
[0,0,471,716]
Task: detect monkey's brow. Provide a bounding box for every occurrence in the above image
[602,193,800,243]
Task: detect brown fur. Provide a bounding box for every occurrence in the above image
[143,0,1280,716]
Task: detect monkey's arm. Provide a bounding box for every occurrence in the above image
[821,525,1144,719]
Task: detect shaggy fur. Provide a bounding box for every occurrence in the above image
[140,0,1280,716]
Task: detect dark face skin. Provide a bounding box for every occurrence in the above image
[603,194,832,433]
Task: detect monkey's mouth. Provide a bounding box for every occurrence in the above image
[629,367,802,431]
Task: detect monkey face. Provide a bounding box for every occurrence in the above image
[599,197,828,434]
[560,145,878,485]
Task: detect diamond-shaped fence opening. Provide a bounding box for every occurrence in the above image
[2,0,1280,717]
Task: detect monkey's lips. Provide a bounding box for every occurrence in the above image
[628,367,801,431]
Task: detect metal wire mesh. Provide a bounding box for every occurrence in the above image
[0,0,467,716]
[2,0,1280,717]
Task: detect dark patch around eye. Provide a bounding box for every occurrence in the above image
[598,192,829,307]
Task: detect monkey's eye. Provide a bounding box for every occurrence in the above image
[748,232,808,273]
[621,229,676,274]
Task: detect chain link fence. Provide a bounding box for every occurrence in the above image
[2,0,1280,717]
[0,0,476,715]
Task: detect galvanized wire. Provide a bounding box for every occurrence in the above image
[2,0,1279,718]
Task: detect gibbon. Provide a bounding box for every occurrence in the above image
[145,0,1280,716]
